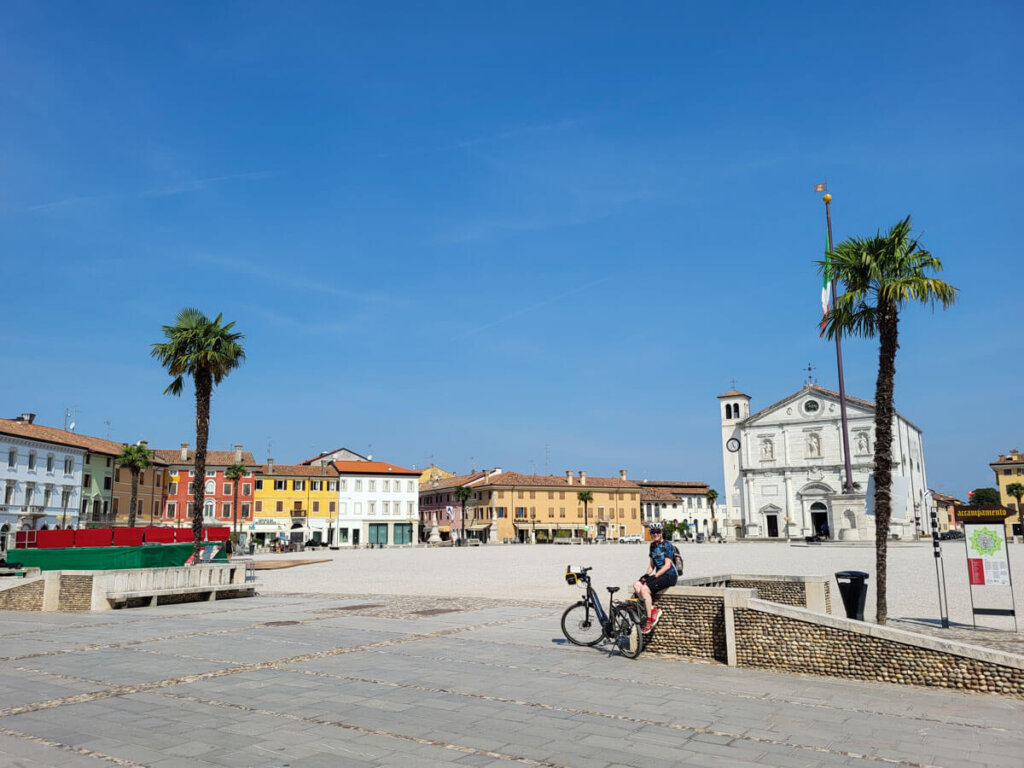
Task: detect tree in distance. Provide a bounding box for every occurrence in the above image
[225,462,248,543]
[117,443,154,528]
[577,490,593,543]
[454,485,472,546]
[1006,483,1024,542]
[968,488,1002,506]
[152,309,245,561]
[820,216,957,625]
[705,489,718,538]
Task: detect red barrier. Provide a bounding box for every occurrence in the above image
[113,528,144,547]
[204,526,230,541]
[143,526,176,543]
[75,528,113,548]
[36,530,75,549]
[174,528,194,543]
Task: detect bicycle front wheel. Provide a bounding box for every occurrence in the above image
[614,611,644,658]
[561,601,604,646]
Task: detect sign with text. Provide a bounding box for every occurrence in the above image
[953,505,1008,524]
[964,523,1010,586]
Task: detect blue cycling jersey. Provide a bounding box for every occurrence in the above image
[649,540,676,573]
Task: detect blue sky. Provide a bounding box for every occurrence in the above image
[2,2,1021,497]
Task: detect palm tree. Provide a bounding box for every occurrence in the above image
[1007,482,1024,542]
[454,485,472,546]
[225,462,247,542]
[821,216,956,624]
[706,489,719,538]
[577,490,593,543]
[152,309,245,560]
[117,443,154,528]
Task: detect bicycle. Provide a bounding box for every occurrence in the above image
[561,566,645,658]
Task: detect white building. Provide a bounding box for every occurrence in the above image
[1,414,85,548]
[302,449,420,546]
[719,385,930,540]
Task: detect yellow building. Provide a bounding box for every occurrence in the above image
[990,449,1024,537]
[253,461,340,545]
[419,464,454,484]
[928,490,959,533]
[463,470,642,543]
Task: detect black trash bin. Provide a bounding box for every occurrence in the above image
[835,570,869,620]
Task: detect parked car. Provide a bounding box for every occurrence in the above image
[940,530,964,540]
[619,533,644,543]
[594,535,607,544]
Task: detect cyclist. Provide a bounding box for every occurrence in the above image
[632,522,678,633]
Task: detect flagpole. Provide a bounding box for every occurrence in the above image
[823,192,855,494]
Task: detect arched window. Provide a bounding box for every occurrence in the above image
[725,404,733,419]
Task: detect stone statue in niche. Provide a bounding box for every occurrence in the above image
[856,433,869,455]
[760,439,774,460]
[806,433,821,458]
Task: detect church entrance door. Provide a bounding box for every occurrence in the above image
[766,514,779,538]
[810,502,829,537]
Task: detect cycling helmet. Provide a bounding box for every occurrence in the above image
[648,522,664,534]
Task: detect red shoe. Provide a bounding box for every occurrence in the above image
[650,608,662,629]
[641,617,654,633]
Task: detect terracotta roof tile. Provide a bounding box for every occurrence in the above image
[419,472,488,491]
[153,449,257,466]
[478,471,638,489]
[0,418,167,462]
[256,464,340,477]
[330,460,419,476]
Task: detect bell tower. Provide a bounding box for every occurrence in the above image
[718,387,751,533]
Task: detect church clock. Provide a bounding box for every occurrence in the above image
[726,438,741,453]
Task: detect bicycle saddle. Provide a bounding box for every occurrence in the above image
[606,586,620,594]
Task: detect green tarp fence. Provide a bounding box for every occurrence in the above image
[14,543,226,571]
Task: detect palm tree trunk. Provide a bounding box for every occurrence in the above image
[873,300,899,625]
[192,372,212,562]
[460,501,466,546]
[233,482,239,542]
[128,470,139,528]
[584,501,588,543]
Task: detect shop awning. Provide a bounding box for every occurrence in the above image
[438,526,451,533]
[515,522,579,530]
[467,522,492,530]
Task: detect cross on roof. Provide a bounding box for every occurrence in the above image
[804,363,817,385]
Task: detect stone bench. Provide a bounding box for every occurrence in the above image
[107,582,256,608]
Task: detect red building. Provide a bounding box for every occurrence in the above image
[153,443,258,528]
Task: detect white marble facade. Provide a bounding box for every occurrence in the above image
[719,385,930,540]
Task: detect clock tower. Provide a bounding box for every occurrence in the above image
[718,388,751,534]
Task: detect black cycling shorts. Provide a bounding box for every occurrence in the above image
[645,572,677,595]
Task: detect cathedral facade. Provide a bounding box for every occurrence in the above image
[718,384,930,540]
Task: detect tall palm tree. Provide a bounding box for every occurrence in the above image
[1006,482,1024,542]
[821,216,956,624]
[117,443,154,528]
[152,309,245,560]
[225,462,247,542]
[454,485,472,545]
[577,490,593,543]
[705,489,719,538]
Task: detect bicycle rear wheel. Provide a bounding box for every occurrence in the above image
[561,601,604,646]
[613,610,644,658]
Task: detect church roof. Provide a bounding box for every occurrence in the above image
[717,389,750,399]
[743,384,921,432]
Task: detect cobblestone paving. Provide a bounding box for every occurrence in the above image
[1,594,1022,768]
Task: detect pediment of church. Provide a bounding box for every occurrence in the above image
[743,385,875,427]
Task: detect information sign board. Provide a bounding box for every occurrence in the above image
[964,523,1010,586]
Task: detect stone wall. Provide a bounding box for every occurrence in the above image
[0,578,45,610]
[727,579,805,607]
[734,604,1024,699]
[647,589,727,661]
[58,575,94,612]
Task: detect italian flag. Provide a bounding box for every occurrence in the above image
[820,236,831,337]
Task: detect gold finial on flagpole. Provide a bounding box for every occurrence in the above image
[822,193,832,203]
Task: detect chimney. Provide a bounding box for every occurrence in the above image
[1012,449,1020,457]
[138,440,148,448]
[16,413,35,424]
[234,443,243,463]
[619,469,627,480]
[566,470,574,485]
[999,454,1006,461]
[267,458,274,473]
[579,471,587,486]
[180,442,189,462]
